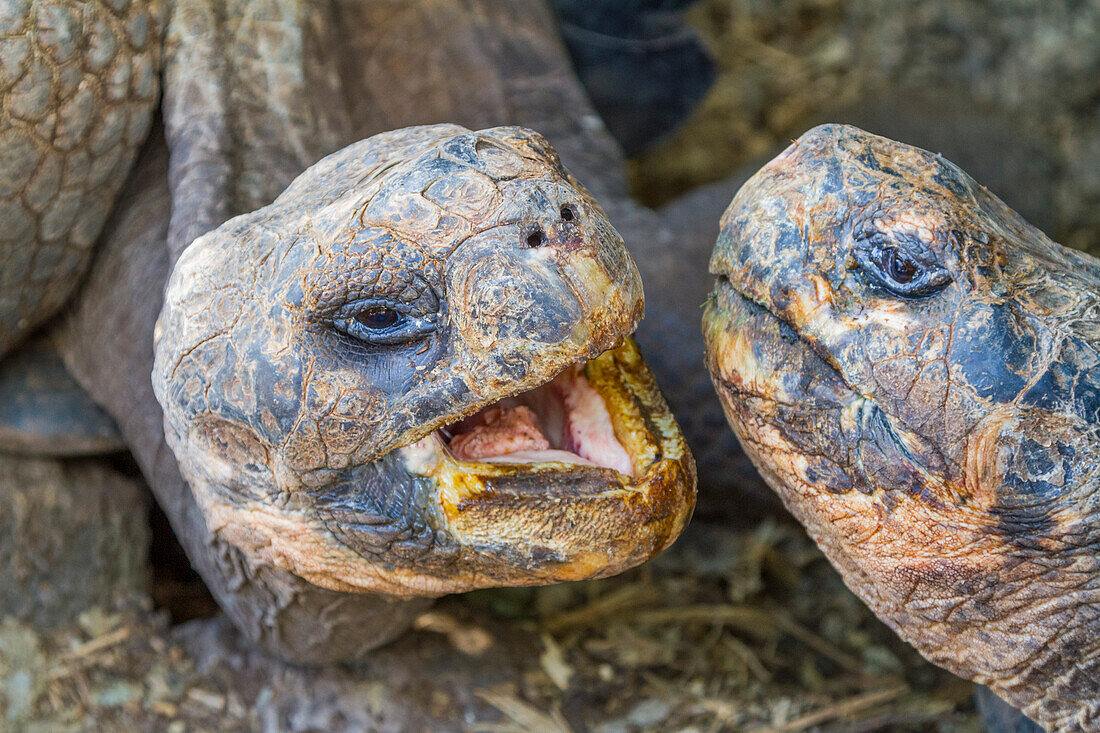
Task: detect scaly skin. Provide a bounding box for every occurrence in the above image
[0,0,163,356]
[153,124,694,596]
[703,124,1100,732]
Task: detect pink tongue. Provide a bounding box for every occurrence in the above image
[449,405,549,461]
[558,368,633,475]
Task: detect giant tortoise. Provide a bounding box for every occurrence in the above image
[704,124,1099,732]
[4,0,1058,727]
[0,0,758,662]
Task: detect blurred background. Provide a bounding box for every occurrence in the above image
[559,0,1100,254]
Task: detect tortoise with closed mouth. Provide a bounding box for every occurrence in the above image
[704,123,1099,731]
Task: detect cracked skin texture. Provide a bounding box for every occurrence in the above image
[703,124,1099,732]
[0,0,163,356]
[153,124,695,598]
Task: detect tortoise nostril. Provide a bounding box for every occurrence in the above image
[526,227,545,248]
[560,205,576,222]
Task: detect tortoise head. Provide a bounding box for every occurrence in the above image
[704,124,1100,723]
[153,124,694,597]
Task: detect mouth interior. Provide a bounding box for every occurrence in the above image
[440,363,634,476]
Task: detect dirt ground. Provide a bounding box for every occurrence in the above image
[2,520,980,732]
[635,0,1100,256]
[6,1,1099,730]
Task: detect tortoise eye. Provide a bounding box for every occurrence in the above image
[855,231,952,298]
[355,307,401,330]
[560,205,576,222]
[332,300,436,345]
[877,248,919,285]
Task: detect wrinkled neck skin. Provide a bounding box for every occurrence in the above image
[704,124,1100,731]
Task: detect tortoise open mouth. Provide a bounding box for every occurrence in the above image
[442,362,634,474]
[390,337,696,590]
[400,338,686,488]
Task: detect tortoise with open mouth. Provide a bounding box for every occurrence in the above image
[0,0,709,663]
[152,123,694,601]
[704,124,1099,731]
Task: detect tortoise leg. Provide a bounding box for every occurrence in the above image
[975,685,1046,733]
[0,0,163,358]
[0,454,148,627]
[0,336,123,457]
